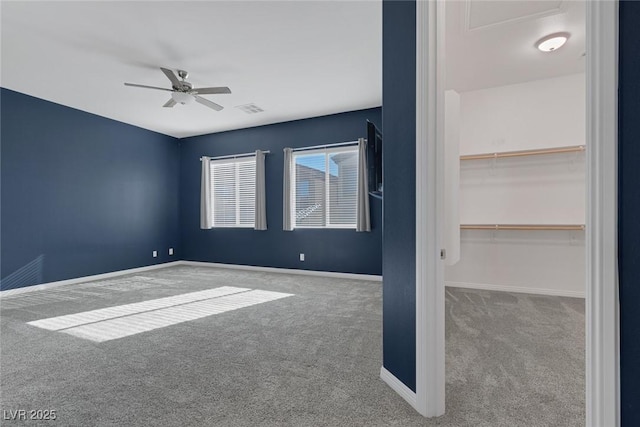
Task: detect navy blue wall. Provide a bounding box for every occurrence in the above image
[179,108,382,275]
[619,1,640,424]
[0,89,180,290]
[382,0,416,391]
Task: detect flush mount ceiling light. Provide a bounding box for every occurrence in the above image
[535,32,570,52]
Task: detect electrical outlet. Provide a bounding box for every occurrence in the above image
[299,253,305,261]
[152,250,158,258]
[169,248,174,256]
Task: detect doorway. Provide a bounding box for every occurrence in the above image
[414,1,619,425]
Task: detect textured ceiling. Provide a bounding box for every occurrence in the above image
[1,1,382,138]
[446,0,585,92]
[1,1,585,137]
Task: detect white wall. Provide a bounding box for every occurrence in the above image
[445,73,586,297]
[459,73,586,153]
[458,153,585,225]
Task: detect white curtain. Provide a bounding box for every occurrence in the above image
[254,150,267,230]
[282,148,293,231]
[200,156,213,229]
[356,138,371,232]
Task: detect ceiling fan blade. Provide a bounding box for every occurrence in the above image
[163,98,177,108]
[194,95,224,111]
[124,83,172,92]
[192,86,232,95]
[160,67,181,88]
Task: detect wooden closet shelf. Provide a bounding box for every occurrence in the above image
[461,224,585,231]
[460,145,585,161]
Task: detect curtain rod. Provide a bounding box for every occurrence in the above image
[290,140,360,153]
[200,150,270,162]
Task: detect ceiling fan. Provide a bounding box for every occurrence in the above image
[124,67,231,111]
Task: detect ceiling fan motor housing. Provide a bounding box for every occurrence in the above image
[173,70,192,91]
[176,81,193,92]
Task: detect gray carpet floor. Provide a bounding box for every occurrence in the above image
[0,266,584,426]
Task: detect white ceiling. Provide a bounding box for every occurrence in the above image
[446,0,585,92]
[1,1,584,138]
[1,1,382,138]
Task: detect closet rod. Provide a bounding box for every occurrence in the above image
[200,150,270,161]
[460,145,585,161]
[461,224,585,231]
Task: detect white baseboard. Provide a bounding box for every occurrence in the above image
[445,281,585,298]
[179,260,383,282]
[0,260,381,297]
[0,261,182,297]
[380,366,418,409]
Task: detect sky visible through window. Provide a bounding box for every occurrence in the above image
[295,153,339,176]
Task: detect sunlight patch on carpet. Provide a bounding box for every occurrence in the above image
[28,288,293,342]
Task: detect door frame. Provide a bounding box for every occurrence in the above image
[414,0,620,424]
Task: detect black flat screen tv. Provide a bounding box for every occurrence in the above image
[367,120,383,197]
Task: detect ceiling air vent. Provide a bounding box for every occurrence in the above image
[236,103,264,114]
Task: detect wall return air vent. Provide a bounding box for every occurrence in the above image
[236,103,264,114]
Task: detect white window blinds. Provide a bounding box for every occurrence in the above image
[291,146,359,228]
[210,157,256,227]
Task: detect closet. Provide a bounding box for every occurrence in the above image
[444,73,586,297]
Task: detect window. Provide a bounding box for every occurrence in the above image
[291,145,359,228]
[210,157,256,227]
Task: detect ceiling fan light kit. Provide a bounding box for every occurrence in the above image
[124,67,231,111]
[171,91,194,105]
